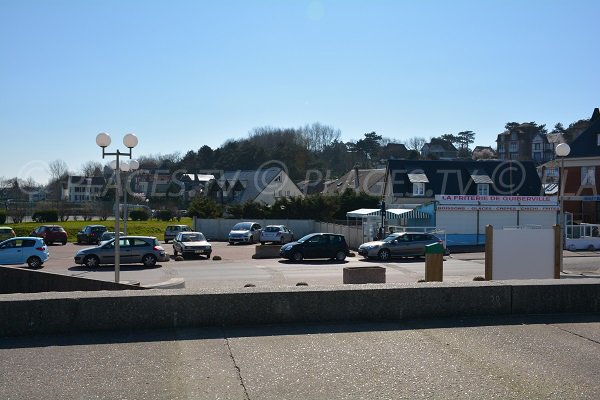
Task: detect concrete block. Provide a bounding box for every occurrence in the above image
[343,266,386,284]
[252,244,282,259]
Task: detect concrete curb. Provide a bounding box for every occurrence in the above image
[1,280,599,337]
[144,278,186,289]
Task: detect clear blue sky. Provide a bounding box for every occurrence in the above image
[1,0,599,184]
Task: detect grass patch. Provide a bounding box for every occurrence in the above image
[8,217,194,242]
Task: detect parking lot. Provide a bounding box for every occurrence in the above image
[9,240,600,289]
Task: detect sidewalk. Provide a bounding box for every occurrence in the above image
[1,315,599,399]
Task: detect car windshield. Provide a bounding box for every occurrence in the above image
[382,234,402,243]
[296,234,316,243]
[264,226,281,232]
[181,233,205,242]
[232,223,252,230]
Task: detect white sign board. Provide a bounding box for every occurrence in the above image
[492,228,555,280]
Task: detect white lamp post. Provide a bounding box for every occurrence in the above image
[96,132,138,283]
[555,142,570,273]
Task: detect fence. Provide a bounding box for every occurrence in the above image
[193,218,365,248]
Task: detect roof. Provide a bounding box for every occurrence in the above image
[323,168,386,196]
[346,207,429,220]
[386,159,542,197]
[216,168,283,203]
[565,108,600,158]
[67,176,106,185]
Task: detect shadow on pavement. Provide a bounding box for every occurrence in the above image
[68,264,163,272]
[3,313,600,349]
[278,259,349,265]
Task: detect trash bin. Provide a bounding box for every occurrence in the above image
[425,242,444,282]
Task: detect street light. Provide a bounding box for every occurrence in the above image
[96,132,138,283]
[555,142,570,273]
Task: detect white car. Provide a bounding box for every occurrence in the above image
[228,222,262,245]
[0,237,49,268]
[260,225,294,244]
[172,231,212,259]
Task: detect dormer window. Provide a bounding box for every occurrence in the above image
[413,182,425,196]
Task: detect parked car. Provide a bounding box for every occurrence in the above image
[357,232,446,260]
[30,225,68,245]
[164,224,191,243]
[74,236,169,268]
[280,233,349,262]
[228,222,262,245]
[0,226,16,241]
[172,231,212,259]
[0,237,49,268]
[99,231,125,246]
[260,225,294,245]
[76,225,108,245]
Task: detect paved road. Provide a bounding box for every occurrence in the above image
[1,314,599,399]
[27,242,600,288]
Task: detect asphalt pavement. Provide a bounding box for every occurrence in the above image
[1,314,599,399]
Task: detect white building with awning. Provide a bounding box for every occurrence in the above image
[346,206,432,242]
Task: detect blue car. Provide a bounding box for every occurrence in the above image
[0,237,49,268]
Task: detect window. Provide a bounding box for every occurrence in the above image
[581,167,595,186]
[509,142,518,152]
[413,182,425,196]
[533,143,541,151]
[477,184,490,196]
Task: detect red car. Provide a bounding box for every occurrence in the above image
[30,225,68,245]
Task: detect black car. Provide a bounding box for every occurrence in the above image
[76,225,108,245]
[280,233,349,262]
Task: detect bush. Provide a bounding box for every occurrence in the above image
[0,211,5,224]
[32,210,59,222]
[156,210,173,221]
[130,210,150,221]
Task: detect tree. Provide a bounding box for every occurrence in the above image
[300,122,342,152]
[48,159,69,182]
[188,195,222,219]
[404,137,426,152]
[456,131,475,149]
[354,132,382,167]
[472,148,495,160]
[80,161,103,177]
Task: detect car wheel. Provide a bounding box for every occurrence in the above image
[62,241,67,245]
[27,256,42,268]
[77,238,81,244]
[378,249,391,261]
[260,241,265,245]
[142,254,157,267]
[83,255,100,268]
[335,251,346,261]
[205,253,211,259]
[292,252,303,262]
[229,241,234,246]
[250,236,255,244]
[173,248,178,256]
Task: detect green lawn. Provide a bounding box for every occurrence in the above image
[7,217,194,242]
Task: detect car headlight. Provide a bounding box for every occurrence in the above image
[282,245,292,251]
[363,245,378,250]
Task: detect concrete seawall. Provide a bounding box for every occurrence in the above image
[1,280,599,337]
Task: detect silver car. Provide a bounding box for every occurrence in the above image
[228,222,262,245]
[172,231,212,259]
[260,225,294,244]
[358,232,445,260]
[74,236,169,268]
